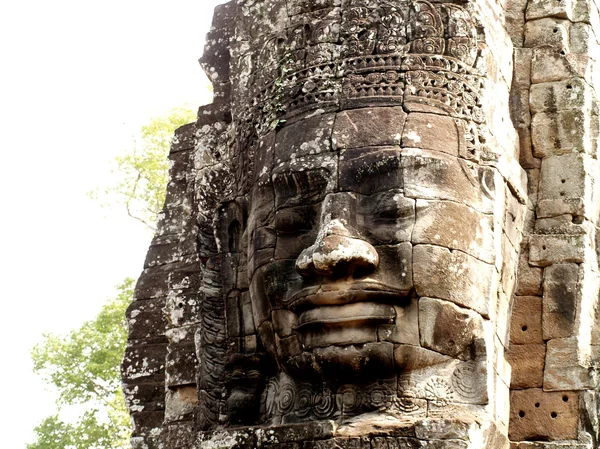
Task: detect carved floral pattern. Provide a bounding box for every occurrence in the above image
[377,4,407,54]
[340,6,377,58]
[452,362,484,401]
[424,377,455,407]
[338,384,362,414]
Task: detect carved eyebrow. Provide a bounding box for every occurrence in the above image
[339,148,403,194]
[273,169,330,209]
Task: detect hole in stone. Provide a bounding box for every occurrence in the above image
[542,245,547,250]
[561,179,566,183]
[522,325,528,332]
[535,403,541,408]
[553,28,559,33]
[567,84,573,89]
[551,412,558,418]
[560,50,566,56]
[560,191,565,196]
[563,395,569,402]
[573,215,584,224]
[519,410,525,418]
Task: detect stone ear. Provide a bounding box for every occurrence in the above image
[215,198,248,255]
[215,198,249,300]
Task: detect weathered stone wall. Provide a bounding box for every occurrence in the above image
[121,1,600,448]
[504,0,600,446]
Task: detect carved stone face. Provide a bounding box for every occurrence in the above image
[248,108,501,385]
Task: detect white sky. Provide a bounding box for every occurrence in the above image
[0,1,227,446]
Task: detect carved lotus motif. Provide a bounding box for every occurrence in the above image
[424,377,454,407]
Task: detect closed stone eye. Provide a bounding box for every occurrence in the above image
[274,206,317,233]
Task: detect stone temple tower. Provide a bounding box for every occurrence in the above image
[122,1,600,448]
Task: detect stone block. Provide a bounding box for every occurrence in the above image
[123,382,165,412]
[401,113,465,156]
[332,107,406,150]
[513,48,533,88]
[506,10,525,46]
[225,291,242,337]
[509,389,579,441]
[165,385,198,422]
[273,154,338,209]
[524,18,570,51]
[240,291,256,336]
[122,343,166,382]
[570,22,598,54]
[530,78,592,114]
[314,342,395,379]
[153,205,187,237]
[544,337,595,390]
[511,87,531,129]
[144,238,180,268]
[510,296,543,345]
[413,245,496,317]
[517,124,540,170]
[419,297,483,360]
[506,344,545,388]
[302,323,378,348]
[412,200,495,264]
[526,169,540,206]
[537,198,589,220]
[165,343,197,387]
[495,287,513,349]
[249,247,275,275]
[169,262,202,291]
[532,110,595,157]
[529,234,586,267]
[165,291,201,328]
[237,0,287,40]
[534,214,590,235]
[370,243,413,293]
[402,149,497,214]
[127,297,168,340]
[272,309,296,337]
[163,422,196,449]
[531,48,593,84]
[357,191,415,245]
[135,267,170,299]
[538,153,590,208]
[275,333,302,359]
[542,263,579,340]
[130,411,165,436]
[516,251,543,296]
[378,299,420,346]
[252,226,277,251]
[504,190,526,253]
[414,418,473,440]
[275,113,335,163]
[339,147,402,195]
[526,0,580,21]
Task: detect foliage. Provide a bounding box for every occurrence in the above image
[28,278,135,449]
[30,106,198,448]
[93,106,196,230]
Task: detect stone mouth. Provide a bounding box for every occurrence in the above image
[295,302,396,329]
[285,281,411,313]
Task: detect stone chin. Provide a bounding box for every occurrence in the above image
[285,340,398,383]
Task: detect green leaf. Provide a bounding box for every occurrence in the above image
[29,279,134,449]
[92,106,196,230]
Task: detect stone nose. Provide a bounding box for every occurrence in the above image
[296,218,379,277]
